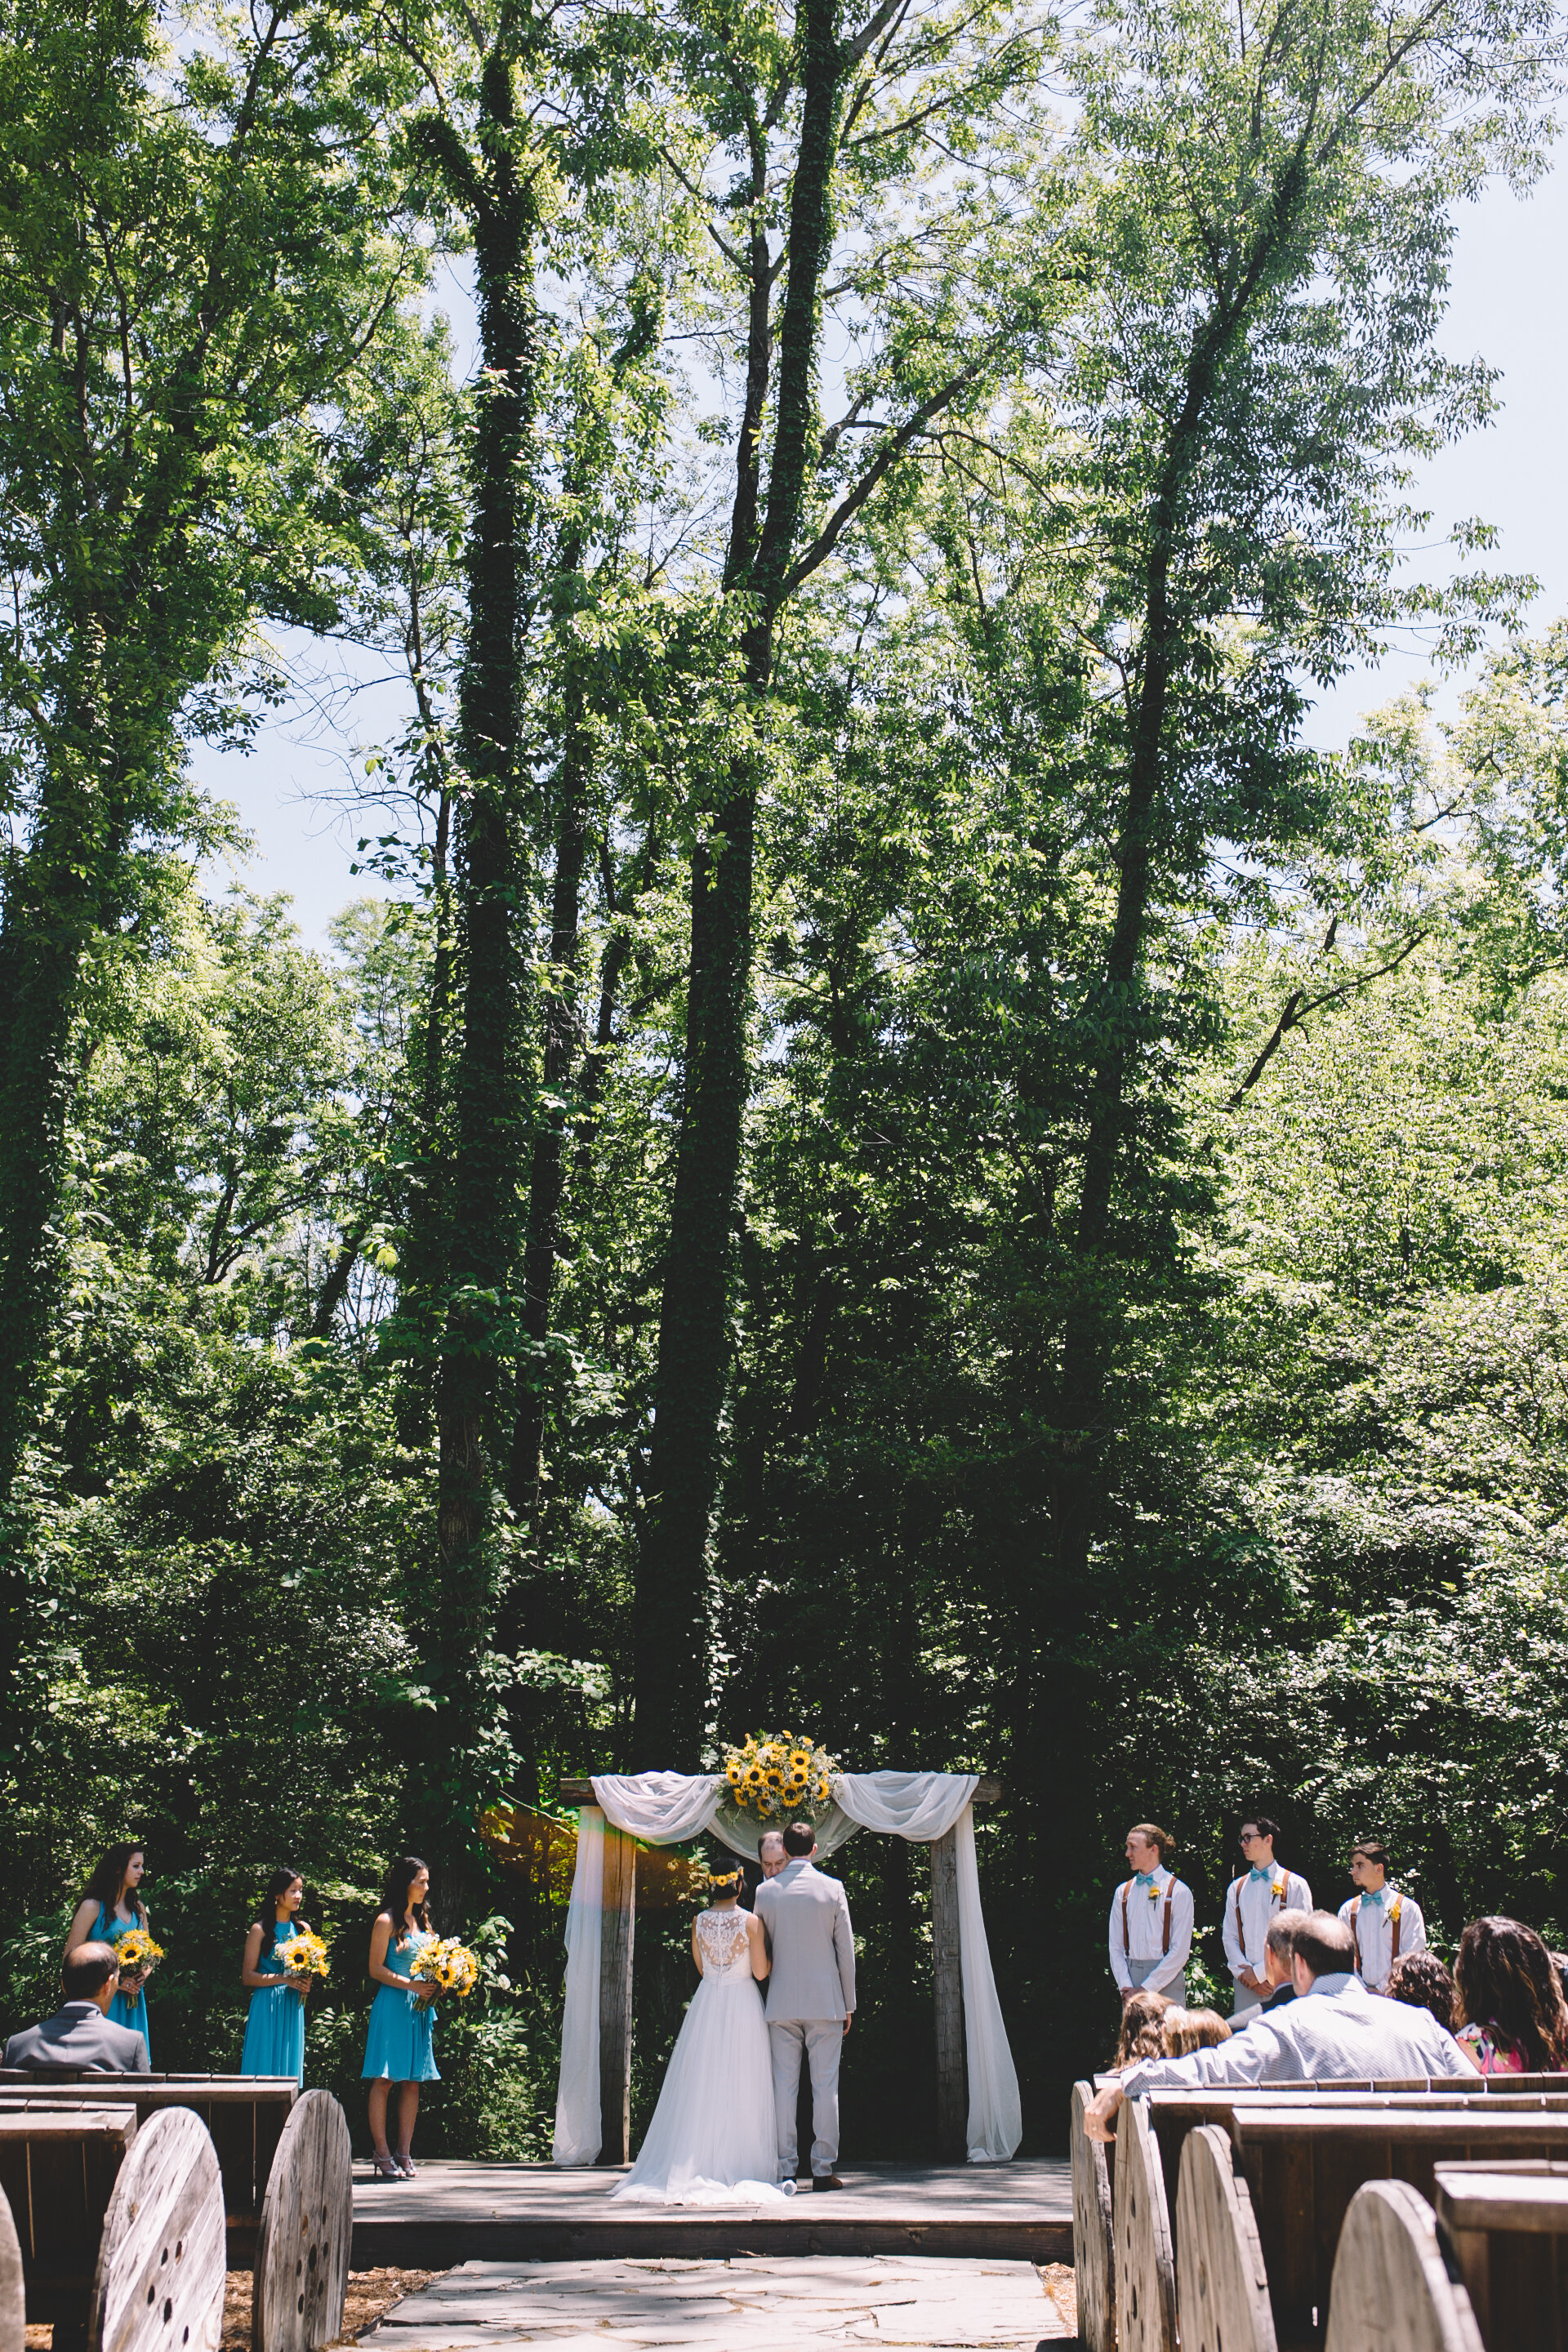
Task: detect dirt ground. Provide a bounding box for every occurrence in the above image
[24,2269,439,2352]
[1040,2261,1078,2333]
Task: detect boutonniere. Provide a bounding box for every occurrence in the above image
[1272,1875,1286,1903]
[1147,1881,1160,1900]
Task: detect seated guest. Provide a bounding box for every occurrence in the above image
[3,1943,150,2072]
[1387,1950,1457,2034]
[1161,2007,1232,2056]
[1235,1909,1310,2026]
[1082,1912,1472,2140]
[1111,1988,1170,2070]
[1452,1916,1568,2076]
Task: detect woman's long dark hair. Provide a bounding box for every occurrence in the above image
[1454,1917,1568,2069]
[252,1869,304,1964]
[82,1846,146,1925]
[379,1856,433,1942]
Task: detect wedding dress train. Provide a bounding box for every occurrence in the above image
[610,1906,791,2204]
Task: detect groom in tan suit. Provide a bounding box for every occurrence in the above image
[753,1820,856,2189]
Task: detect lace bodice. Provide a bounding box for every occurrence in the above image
[695,1908,754,1979]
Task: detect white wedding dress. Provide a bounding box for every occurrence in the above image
[610,1906,791,2204]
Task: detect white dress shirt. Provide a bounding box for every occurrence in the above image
[1337,1884,1427,1993]
[1223,1865,1313,1986]
[1108,1865,1194,1995]
[1120,1971,1471,2092]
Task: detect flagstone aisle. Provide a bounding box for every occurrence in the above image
[365,2255,1073,2347]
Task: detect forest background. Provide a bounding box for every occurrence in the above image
[4,0,1568,2159]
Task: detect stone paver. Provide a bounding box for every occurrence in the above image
[370,2254,1071,2348]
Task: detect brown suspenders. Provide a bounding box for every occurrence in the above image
[1122,1878,1176,1958]
[1350,1892,1402,1976]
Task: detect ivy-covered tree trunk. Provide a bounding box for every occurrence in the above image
[632,0,850,1767]
[410,45,540,1875]
[510,710,589,1534]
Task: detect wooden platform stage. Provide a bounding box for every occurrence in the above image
[350,2160,1072,2268]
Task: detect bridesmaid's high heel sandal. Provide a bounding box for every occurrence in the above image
[396,2154,416,2178]
[372,2154,403,2180]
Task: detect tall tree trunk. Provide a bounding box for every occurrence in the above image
[632,0,851,1766]
[509,706,590,1530]
[408,40,540,1881]
[0,626,124,1708]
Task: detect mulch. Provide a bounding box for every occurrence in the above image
[24,2270,440,2352]
[1040,2261,1078,2332]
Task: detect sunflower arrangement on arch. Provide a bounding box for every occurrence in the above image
[721,1730,839,1824]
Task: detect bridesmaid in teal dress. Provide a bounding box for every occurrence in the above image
[65,1844,154,2061]
[363,1855,439,2179]
[239,1868,310,2081]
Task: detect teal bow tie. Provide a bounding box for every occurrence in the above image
[1249,1865,1273,1882]
[1135,1870,1156,1886]
[1361,1888,1384,1907]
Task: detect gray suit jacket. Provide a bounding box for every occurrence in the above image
[755,1860,856,2023]
[3,2002,150,2073]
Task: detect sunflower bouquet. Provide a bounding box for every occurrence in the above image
[114,1927,164,2007]
[409,1937,480,1998]
[280,1930,330,1984]
[722,1730,839,1824]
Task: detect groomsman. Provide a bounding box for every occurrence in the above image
[1338,1837,1427,1991]
[1223,1815,1312,2015]
[1109,1824,1194,2007]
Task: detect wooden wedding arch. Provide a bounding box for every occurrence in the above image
[557,1775,1004,2164]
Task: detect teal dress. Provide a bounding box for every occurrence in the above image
[240,1918,307,2081]
[362,1926,440,2082]
[92,1904,152,2061]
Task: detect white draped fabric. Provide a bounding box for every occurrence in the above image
[550,1768,1021,2167]
[831,1773,1022,2163]
[551,1807,604,2163]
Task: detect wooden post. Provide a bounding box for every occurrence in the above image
[931,1824,966,2163]
[599,1824,637,2166]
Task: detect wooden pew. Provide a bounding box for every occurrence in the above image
[0,2179,20,2352]
[1071,2082,1116,2352]
[1152,2095,1568,2348]
[252,2091,351,2352]
[1433,2158,1568,2351]
[1114,2093,1178,2352]
[0,2104,225,2352]
[0,2081,350,2352]
[0,2074,296,2265]
[1174,2124,1276,2352]
[1325,2178,1485,2352]
[0,2105,138,2341]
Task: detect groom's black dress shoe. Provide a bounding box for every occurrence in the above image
[813,2173,846,2192]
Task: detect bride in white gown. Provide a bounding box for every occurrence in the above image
[611,1864,791,2204]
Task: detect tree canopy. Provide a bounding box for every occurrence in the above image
[2,0,1566,2151]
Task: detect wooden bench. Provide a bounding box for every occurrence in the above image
[1433,2158,1568,2350]
[1069,2074,1568,2352]
[1325,2178,1486,2351]
[0,2074,296,2265]
[0,2177,20,2352]
[0,2104,225,2352]
[0,2085,349,2352]
[1101,2091,1568,2350]
[0,2105,138,2340]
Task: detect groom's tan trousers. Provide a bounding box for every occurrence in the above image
[769,2018,843,2179]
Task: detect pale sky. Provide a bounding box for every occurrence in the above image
[198,165,1568,947]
